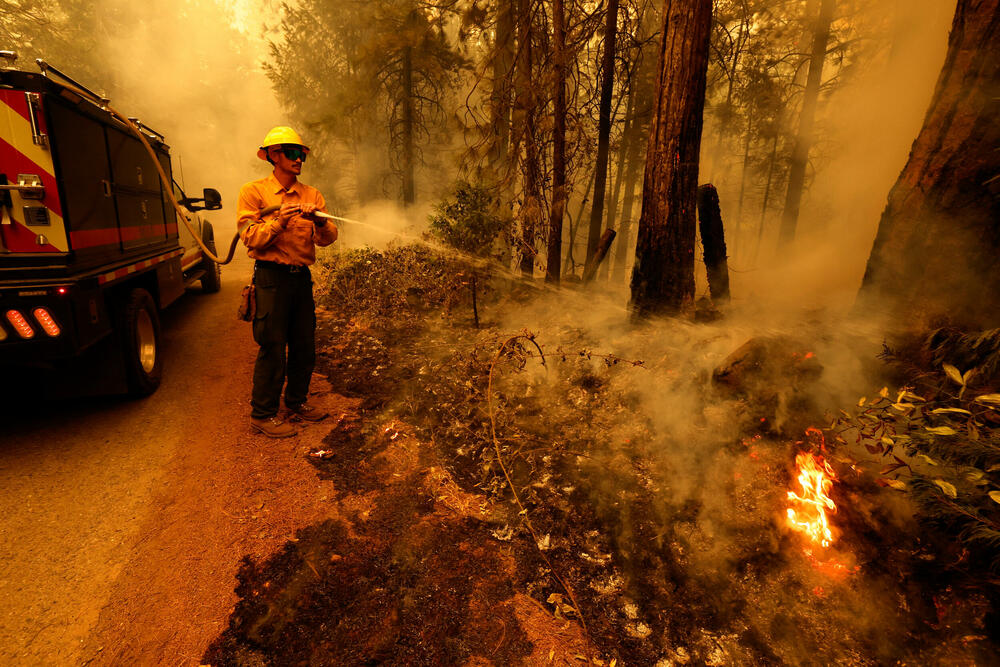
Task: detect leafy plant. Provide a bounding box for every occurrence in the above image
[831,363,1000,568]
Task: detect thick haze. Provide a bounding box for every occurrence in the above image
[59,0,285,229]
[731,0,956,311]
[18,0,957,297]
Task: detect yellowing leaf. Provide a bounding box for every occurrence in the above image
[886,479,907,491]
[858,396,867,407]
[934,479,958,498]
[931,408,972,415]
[973,393,1000,407]
[879,386,890,398]
[917,454,938,466]
[892,403,915,411]
[900,391,926,403]
[963,369,976,384]
[925,426,958,436]
[943,364,965,386]
[987,464,1000,473]
[881,436,894,446]
[989,491,1000,505]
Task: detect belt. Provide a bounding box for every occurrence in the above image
[255,260,309,274]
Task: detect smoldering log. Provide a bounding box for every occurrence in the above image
[696,184,730,304]
[582,229,617,283]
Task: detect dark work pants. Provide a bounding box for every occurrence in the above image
[250,264,316,419]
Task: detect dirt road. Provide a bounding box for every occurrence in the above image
[0,253,351,665]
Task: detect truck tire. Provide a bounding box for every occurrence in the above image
[200,221,222,293]
[120,288,162,396]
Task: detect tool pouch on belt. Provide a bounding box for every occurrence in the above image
[238,261,257,322]
[237,284,256,321]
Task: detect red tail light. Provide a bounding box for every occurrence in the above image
[6,310,35,339]
[33,308,61,337]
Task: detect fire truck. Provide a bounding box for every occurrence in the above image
[0,53,223,397]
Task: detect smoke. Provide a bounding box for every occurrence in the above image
[331,200,434,251]
[484,281,910,662]
[727,0,956,312]
[66,0,285,227]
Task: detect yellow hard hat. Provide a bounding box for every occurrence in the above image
[257,126,311,161]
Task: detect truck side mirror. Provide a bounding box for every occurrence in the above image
[202,188,222,211]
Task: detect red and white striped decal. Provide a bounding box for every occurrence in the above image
[0,90,67,253]
[181,248,203,270]
[97,248,183,285]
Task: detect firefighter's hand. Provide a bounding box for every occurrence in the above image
[277,202,300,228]
[299,202,318,217]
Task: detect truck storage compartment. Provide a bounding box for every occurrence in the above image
[0,88,67,255]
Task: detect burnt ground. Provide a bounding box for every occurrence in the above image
[204,250,1000,666]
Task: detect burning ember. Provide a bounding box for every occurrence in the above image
[786,452,837,548]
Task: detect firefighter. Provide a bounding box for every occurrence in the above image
[237,126,337,438]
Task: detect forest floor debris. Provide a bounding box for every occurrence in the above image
[204,245,1000,665]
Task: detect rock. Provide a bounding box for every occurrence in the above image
[712,336,824,433]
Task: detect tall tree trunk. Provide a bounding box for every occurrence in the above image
[546,0,567,283]
[612,116,645,281]
[401,44,415,205]
[754,132,779,261]
[515,0,539,276]
[858,0,1000,327]
[566,166,596,273]
[630,0,713,316]
[586,0,620,264]
[490,3,515,177]
[734,107,754,256]
[777,0,835,246]
[599,74,636,280]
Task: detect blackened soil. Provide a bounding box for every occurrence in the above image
[203,484,533,666]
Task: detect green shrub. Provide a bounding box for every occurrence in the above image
[428,181,510,256]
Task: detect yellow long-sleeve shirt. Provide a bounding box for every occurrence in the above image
[237,173,337,266]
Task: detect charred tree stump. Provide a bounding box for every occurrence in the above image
[583,229,617,283]
[696,184,730,304]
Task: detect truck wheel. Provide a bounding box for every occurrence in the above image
[120,288,162,396]
[200,221,222,293]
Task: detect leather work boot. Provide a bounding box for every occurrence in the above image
[250,416,298,438]
[287,402,329,422]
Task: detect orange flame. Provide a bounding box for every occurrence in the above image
[786,452,837,547]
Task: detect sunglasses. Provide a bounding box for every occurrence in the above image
[276,145,307,162]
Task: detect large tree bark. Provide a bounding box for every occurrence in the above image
[585,0,621,264]
[777,0,835,246]
[629,0,713,316]
[546,0,567,283]
[858,0,1000,327]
